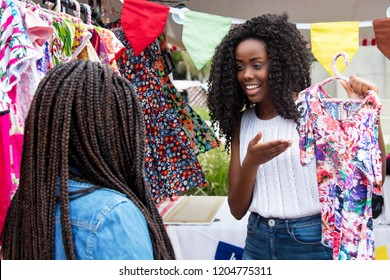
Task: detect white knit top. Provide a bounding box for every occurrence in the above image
[239,107,321,219]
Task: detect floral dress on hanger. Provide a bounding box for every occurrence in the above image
[105,20,209,203]
[0,0,40,241]
[297,78,382,259]
[154,36,220,154]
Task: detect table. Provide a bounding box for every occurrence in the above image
[157,196,390,260]
[157,196,249,260]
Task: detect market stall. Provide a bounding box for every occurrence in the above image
[1,0,389,261]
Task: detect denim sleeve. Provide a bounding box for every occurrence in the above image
[89,200,154,260]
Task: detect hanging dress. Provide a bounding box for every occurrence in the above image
[297,77,383,259]
[0,0,40,240]
[104,20,209,203]
[154,35,220,154]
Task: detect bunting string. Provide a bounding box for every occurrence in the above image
[119,0,390,72]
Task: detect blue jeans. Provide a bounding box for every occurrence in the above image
[242,213,333,260]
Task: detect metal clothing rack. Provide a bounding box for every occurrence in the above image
[42,0,85,13]
[42,0,103,24]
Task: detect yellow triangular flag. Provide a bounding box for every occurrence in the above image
[375,245,389,260]
[311,21,359,76]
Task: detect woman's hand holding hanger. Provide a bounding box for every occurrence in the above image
[340,75,378,99]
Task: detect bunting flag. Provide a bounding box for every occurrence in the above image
[121,0,169,56]
[373,18,390,60]
[182,11,231,70]
[310,21,359,76]
[375,245,389,260]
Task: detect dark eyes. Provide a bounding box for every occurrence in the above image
[235,63,263,71]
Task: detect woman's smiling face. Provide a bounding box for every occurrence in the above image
[235,38,270,104]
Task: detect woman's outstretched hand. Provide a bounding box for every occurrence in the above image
[246,131,292,166]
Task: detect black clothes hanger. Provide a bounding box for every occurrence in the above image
[89,0,104,26]
[64,0,69,13]
[42,0,74,14]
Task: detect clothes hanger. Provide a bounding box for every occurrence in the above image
[90,0,104,27]
[14,0,53,24]
[331,52,350,83]
[54,0,61,13]
[68,0,81,19]
[80,3,92,25]
[85,3,92,25]
[41,0,61,12]
[16,0,36,5]
[63,0,69,14]
[318,52,350,88]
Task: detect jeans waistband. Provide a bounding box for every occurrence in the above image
[251,212,321,228]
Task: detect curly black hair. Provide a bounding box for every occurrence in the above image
[207,13,312,150]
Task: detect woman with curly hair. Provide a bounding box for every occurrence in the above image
[1,60,175,260]
[207,13,384,259]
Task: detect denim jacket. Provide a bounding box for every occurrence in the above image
[55,179,153,259]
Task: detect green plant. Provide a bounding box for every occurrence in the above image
[191,106,211,121]
[186,145,230,196]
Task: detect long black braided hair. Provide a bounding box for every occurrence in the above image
[1,60,175,260]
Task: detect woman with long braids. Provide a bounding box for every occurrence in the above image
[1,60,175,260]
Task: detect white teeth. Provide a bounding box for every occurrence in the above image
[246,85,260,90]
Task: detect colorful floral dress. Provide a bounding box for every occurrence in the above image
[297,77,383,259]
[105,20,210,203]
[154,37,220,154]
[0,0,39,240]
[18,4,53,119]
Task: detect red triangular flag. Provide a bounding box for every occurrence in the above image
[373,18,390,60]
[121,0,169,55]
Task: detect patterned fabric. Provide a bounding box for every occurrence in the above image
[155,37,220,154]
[95,26,125,76]
[17,5,53,119]
[0,0,36,239]
[0,0,40,111]
[0,112,11,241]
[77,39,100,62]
[297,78,383,259]
[36,41,52,79]
[50,17,74,65]
[60,13,92,60]
[105,20,208,203]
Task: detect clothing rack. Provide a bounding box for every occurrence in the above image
[42,0,87,14]
[42,0,103,24]
[88,0,102,24]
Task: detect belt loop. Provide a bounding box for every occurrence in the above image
[286,219,293,235]
[255,212,261,224]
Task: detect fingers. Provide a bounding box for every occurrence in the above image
[260,142,291,163]
[249,131,263,146]
[260,139,292,150]
[247,131,292,164]
[349,75,378,95]
[339,79,356,99]
[253,139,292,164]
